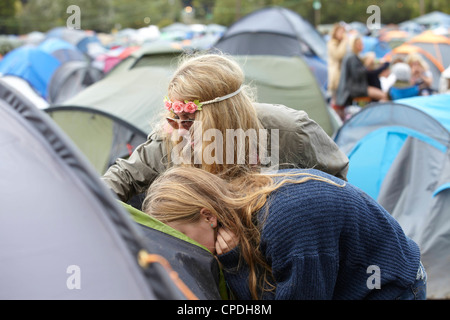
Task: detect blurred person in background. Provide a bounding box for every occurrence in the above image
[327,23,348,119]
[406,53,433,96]
[336,35,387,109]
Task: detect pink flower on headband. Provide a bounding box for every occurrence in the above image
[184,101,199,113]
[164,100,172,111]
[171,101,185,113]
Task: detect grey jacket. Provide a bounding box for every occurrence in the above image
[336,53,369,106]
[102,103,349,202]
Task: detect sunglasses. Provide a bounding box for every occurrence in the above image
[166,117,195,130]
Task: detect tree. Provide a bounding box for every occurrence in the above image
[18,0,115,33]
[0,0,19,34]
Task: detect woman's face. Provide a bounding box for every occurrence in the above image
[168,217,217,254]
[335,27,345,40]
[354,38,363,53]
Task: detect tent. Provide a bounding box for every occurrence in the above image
[378,29,411,49]
[333,94,450,299]
[213,6,327,61]
[212,6,329,93]
[47,60,104,104]
[0,45,60,99]
[46,27,106,59]
[361,36,391,59]
[38,37,86,64]
[0,75,48,109]
[406,31,450,72]
[412,11,450,29]
[46,65,173,174]
[0,80,223,300]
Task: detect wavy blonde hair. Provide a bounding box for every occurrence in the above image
[161,53,264,179]
[143,166,345,299]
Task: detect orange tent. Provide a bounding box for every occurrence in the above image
[384,44,444,90]
[406,31,450,71]
[379,30,411,49]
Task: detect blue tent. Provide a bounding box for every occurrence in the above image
[46,27,103,58]
[334,93,450,299]
[362,36,391,59]
[38,38,86,64]
[0,46,60,99]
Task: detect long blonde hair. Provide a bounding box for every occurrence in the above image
[162,53,264,179]
[143,166,345,299]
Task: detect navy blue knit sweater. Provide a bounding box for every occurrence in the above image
[217,169,421,300]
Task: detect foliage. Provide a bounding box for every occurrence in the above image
[2,0,449,35]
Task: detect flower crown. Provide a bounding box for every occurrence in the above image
[164,86,243,114]
[164,97,202,114]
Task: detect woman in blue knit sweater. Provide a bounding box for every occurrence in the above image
[143,166,426,300]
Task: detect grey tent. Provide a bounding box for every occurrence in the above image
[213,6,327,61]
[47,60,104,104]
[0,80,222,300]
[212,6,329,93]
[334,94,450,299]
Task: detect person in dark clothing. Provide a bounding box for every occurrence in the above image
[336,36,388,107]
[363,52,390,90]
[143,166,427,300]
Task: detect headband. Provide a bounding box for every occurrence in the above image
[164,86,243,114]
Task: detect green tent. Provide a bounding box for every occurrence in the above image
[47,47,337,175]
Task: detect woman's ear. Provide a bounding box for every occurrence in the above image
[200,208,217,228]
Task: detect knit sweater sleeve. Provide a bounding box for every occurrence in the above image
[217,247,253,300]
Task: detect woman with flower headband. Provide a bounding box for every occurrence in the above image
[102,53,349,205]
[143,166,426,300]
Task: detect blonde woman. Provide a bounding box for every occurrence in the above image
[406,53,433,95]
[102,53,349,204]
[143,166,426,300]
[327,23,348,99]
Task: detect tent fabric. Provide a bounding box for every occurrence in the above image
[46,65,175,174]
[47,60,104,104]
[55,66,173,135]
[0,81,192,300]
[46,106,148,174]
[0,75,48,109]
[214,6,327,62]
[0,45,60,99]
[232,55,334,135]
[46,27,105,58]
[395,93,450,132]
[38,37,86,64]
[362,36,391,59]
[124,202,224,300]
[334,97,450,299]
[406,31,450,72]
[412,11,450,29]
[212,6,329,94]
